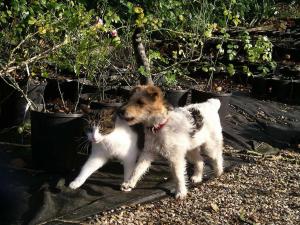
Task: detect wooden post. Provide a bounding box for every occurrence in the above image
[132,27,153,85]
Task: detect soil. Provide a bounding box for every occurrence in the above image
[45,98,82,114]
[164,85,187,91]
[45,92,124,114]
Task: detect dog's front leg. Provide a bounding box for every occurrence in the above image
[123,150,138,182]
[121,151,155,192]
[169,155,188,199]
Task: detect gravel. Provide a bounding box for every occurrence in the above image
[86,147,300,225]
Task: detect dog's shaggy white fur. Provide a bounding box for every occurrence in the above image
[120,85,223,199]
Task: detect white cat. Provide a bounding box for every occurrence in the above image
[69,108,140,189]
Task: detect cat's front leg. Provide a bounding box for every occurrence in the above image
[69,151,108,189]
[121,151,155,192]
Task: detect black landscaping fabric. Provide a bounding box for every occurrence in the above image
[223,92,300,150]
[0,92,299,225]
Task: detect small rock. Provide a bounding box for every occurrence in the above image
[210,203,219,212]
[216,86,222,92]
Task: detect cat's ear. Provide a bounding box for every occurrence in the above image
[105,107,117,116]
[80,104,92,114]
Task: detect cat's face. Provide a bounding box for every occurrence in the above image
[85,108,116,143]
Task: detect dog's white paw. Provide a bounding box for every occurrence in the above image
[214,168,223,177]
[175,190,187,199]
[191,175,203,184]
[120,182,133,192]
[69,180,83,189]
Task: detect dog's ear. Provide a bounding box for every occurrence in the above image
[131,85,142,95]
[146,85,162,100]
[165,101,174,111]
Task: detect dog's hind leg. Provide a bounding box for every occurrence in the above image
[203,141,223,177]
[187,148,204,183]
[212,153,223,177]
[169,154,188,199]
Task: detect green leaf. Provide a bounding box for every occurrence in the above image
[28,16,36,25]
[134,6,143,14]
[204,30,212,38]
[202,67,209,73]
[138,66,150,77]
[112,36,121,46]
[38,26,47,34]
[41,70,49,78]
[127,2,133,13]
[209,67,216,72]
[242,66,253,77]
[216,44,222,49]
[6,10,12,16]
[227,64,235,76]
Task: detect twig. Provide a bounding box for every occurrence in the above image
[0,76,37,110]
[74,79,84,113]
[56,79,66,111]
[146,28,243,42]
[7,31,39,65]
[40,93,46,112]
[207,2,232,91]
[0,141,31,148]
[111,64,131,87]
[0,42,67,75]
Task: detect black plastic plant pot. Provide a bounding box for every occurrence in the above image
[270,78,293,101]
[165,89,189,107]
[0,78,46,129]
[232,72,250,85]
[31,111,87,172]
[90,102,123,109]
[292,80,300,105]
[44,79,80,103]
[280,66,300,78]
[191,89,232,125]
[80,93,123,110]
[251,75,271,97]
[117,86,132,99]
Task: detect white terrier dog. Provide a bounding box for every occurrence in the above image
[119,85,223,199]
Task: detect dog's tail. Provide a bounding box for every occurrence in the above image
[207,98,221,112]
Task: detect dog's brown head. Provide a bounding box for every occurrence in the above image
[119,85,168,125]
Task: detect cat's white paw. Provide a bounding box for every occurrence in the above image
[175,189,187,199]
[191,175,203,184]
[69,180,83,189]
[120,182,133,192]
